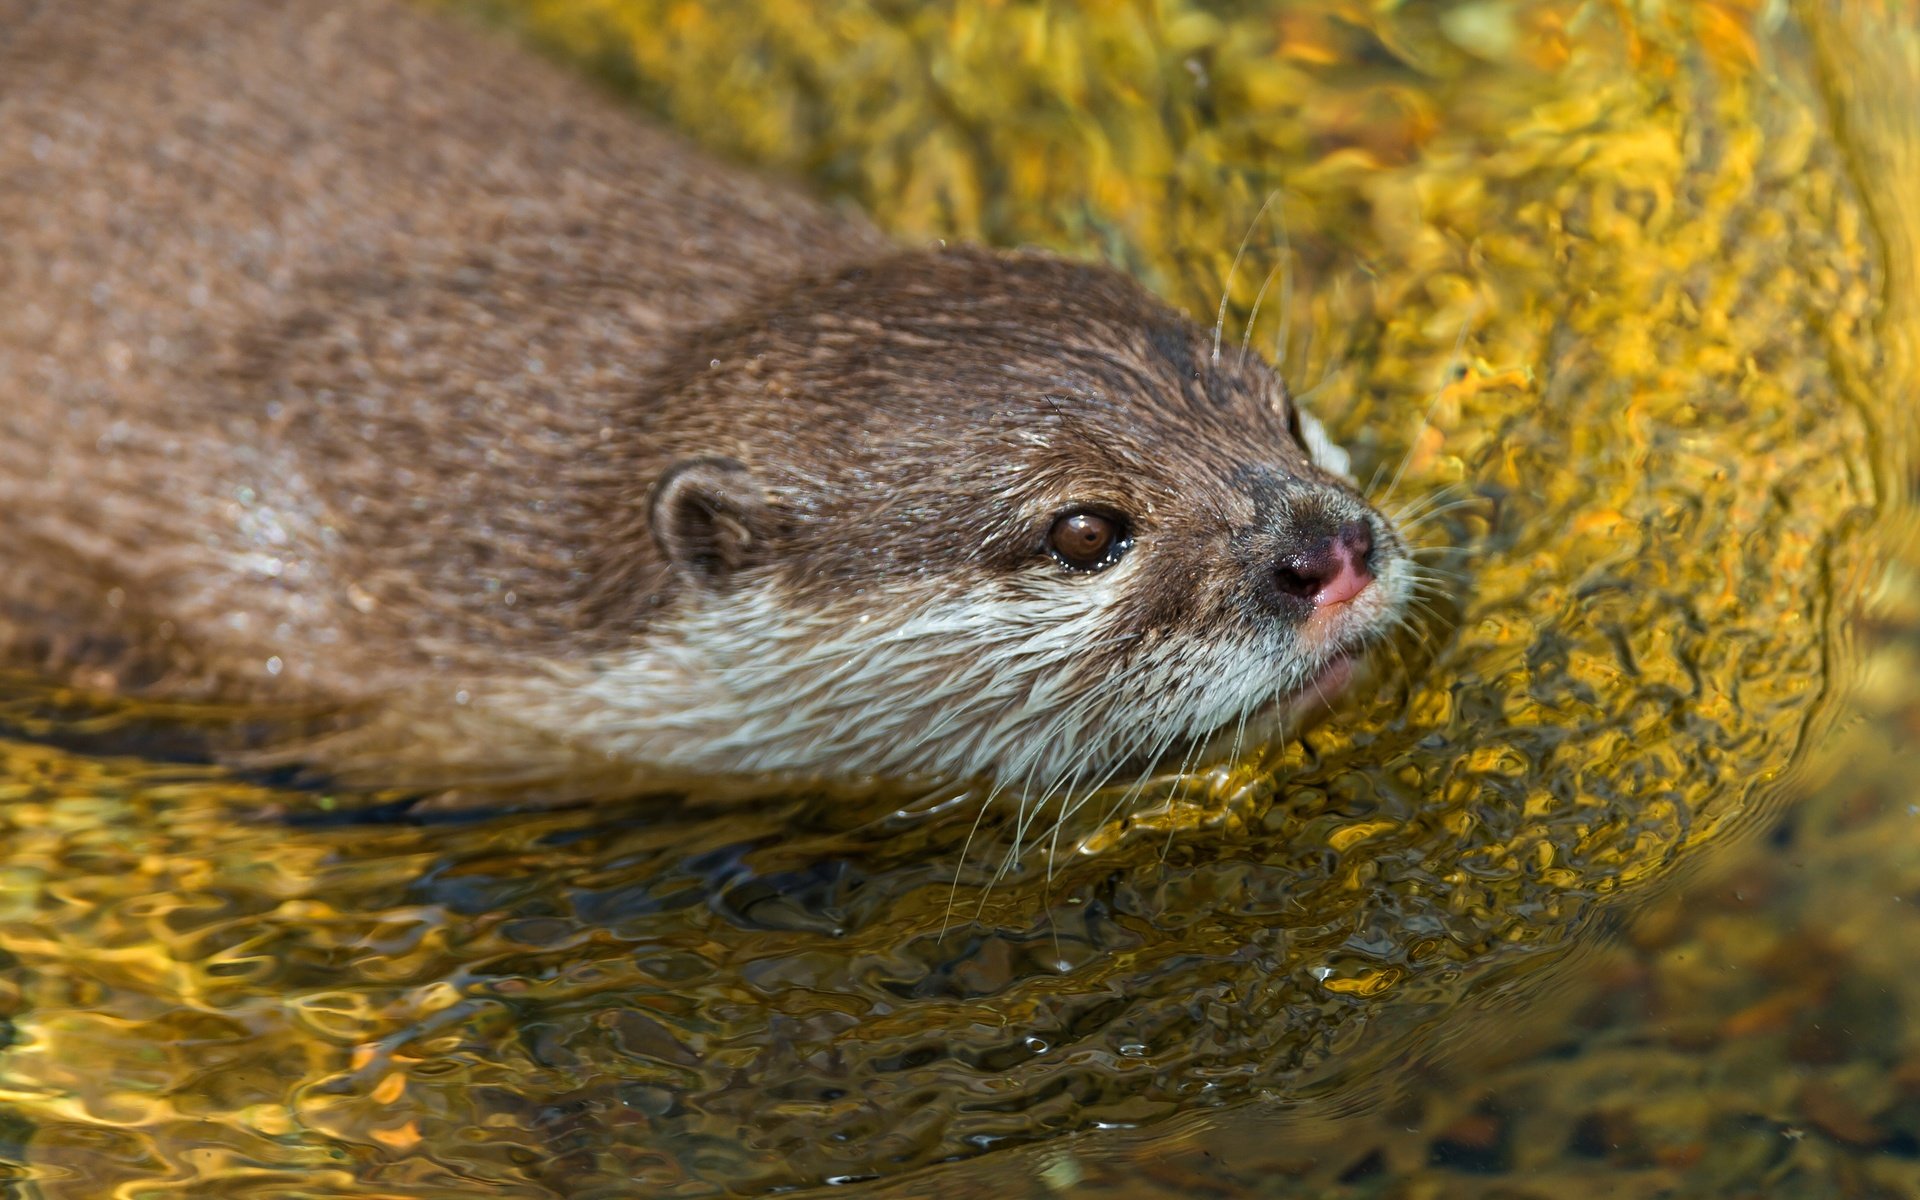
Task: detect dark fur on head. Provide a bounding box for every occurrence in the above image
[590,244,1391,624]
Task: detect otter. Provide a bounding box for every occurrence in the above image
[0,0,1412,801]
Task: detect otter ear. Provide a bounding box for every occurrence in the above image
[649,457,768,584]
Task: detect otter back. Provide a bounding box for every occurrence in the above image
[0,0,885,705]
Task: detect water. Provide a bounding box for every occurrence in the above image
[1,0,1915,1195]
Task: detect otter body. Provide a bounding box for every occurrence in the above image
[0,0,1411,797]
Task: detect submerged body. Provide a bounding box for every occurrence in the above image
[0,0,1411,798]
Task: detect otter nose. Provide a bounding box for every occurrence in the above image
[1273,520,1375,607]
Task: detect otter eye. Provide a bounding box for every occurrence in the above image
[1046,510,1130,572]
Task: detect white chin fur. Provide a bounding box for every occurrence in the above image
[493,563,1372,796]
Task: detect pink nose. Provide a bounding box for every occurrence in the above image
[1273,520,1375,608]
[1311,551,1373,607]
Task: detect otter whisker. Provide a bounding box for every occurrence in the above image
[945,776,1006,939]
[984,642,1169,810]
[1405,604,1452,636]
[910,633,1144,771]
[1053,682,1193,835]
[1056,649,1237,837]
[1400,561,1460,583]
[1241,190,1294,366]
[998,683,1128,890]
[1407,578,1462,602]
[1382,612,1435,658]
[1391,498,1487,533]
[1212,188,1283,366]
[1382,481,1472,525]
[1242,256,1287,363]
[1402,552,1470,574]
[1273,204,1295,371]
[1222,668,1260,777]
[1041,755,1110,885]
[1046,661,1221,868]
[1019,647,1193,835]
[970,672,1136,915]
[1107,724,1198,866]
[1238,189,1293,365]
[1400,564,1464,591]
[1390,599,1443,656]
[1153,692,1235,868]
[1069,634,1276,839]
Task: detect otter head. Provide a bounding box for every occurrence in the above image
[585,247,1410,798]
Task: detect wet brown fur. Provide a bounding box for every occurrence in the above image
[0,0,1401,794]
